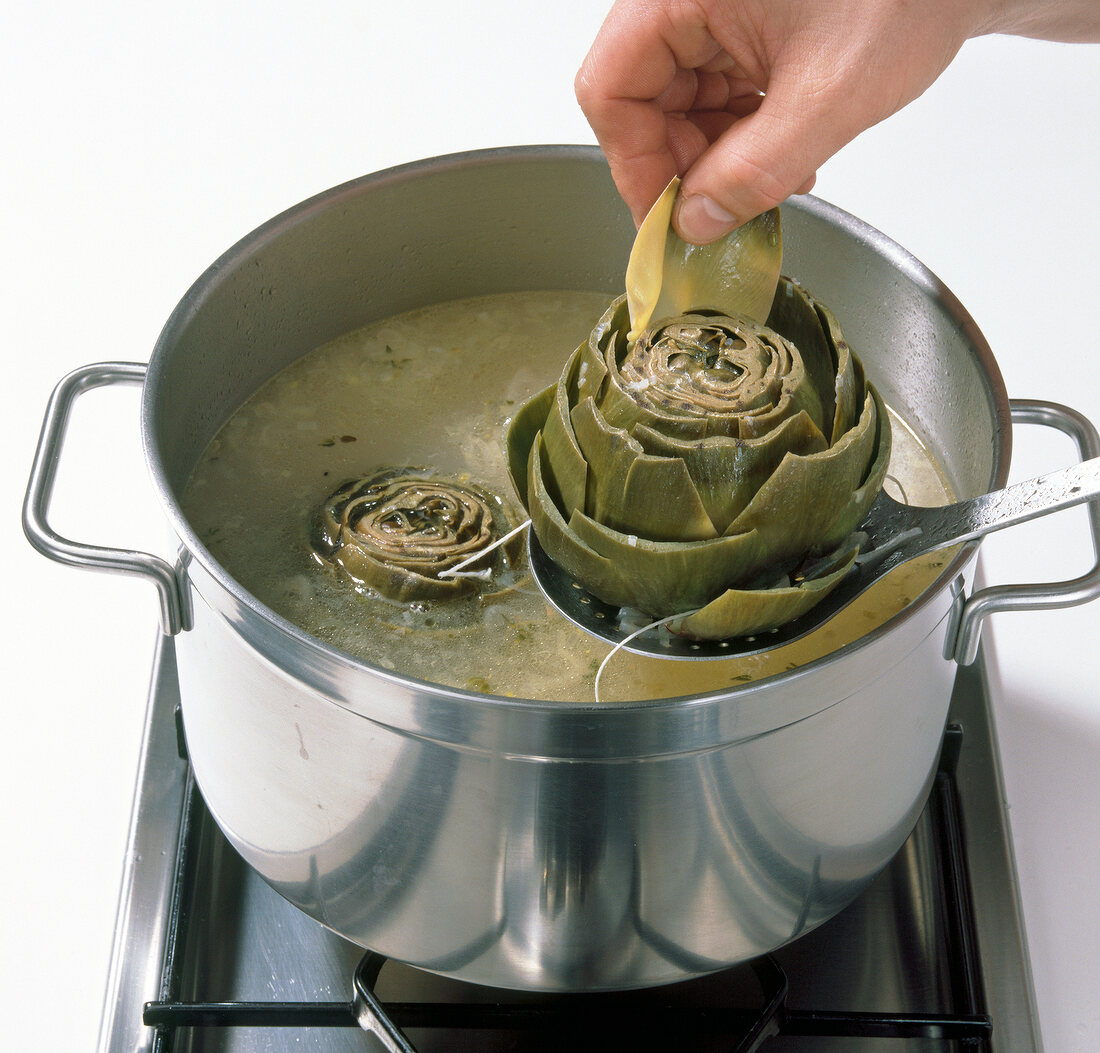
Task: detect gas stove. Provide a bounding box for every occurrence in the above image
[98,637,1040,1052]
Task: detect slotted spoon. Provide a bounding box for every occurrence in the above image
[528,456,1100,660]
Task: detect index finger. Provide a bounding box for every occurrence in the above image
[575,3,726,222]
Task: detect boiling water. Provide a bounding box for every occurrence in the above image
[183,290,954,702]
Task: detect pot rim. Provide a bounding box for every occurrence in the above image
[144,144,1011,712]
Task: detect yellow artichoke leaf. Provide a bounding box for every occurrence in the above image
[568,511,770,615]
[539,351,590,518]
[765,278,838,428]
[527,438,629,605]
[670,544,858,639]
[625,177,783,341]
[815,385,892,552]
[570,396,718,542]
[625,178,678,341]
[726,392,881,559]
[505,384,555,507]
[633,411,828,533]
[653,208,782,329]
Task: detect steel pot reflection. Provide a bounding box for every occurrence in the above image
[24,147,1100,990]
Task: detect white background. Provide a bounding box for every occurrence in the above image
[1,3,1097,1050]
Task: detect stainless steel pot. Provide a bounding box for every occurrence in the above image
[24,146,1100,992]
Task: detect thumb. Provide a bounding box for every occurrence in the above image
[673,89,846,243]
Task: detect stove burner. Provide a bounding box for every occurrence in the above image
[140,727,993,1051]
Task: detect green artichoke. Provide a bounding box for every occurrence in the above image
[312,467,520,603]
[505,180,891,639]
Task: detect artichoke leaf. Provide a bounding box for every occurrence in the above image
[818,297,867,444]
[626,177,782,340]
[569,396,718,541]
[333,541,468,603]
[505,383,555,507]
[526,435,627,603]
[634,410,828,533]
[567,511,771,613]
[670,543,859,639]
[831,342,865,445]
[733,374,824,442]
[625,179,678,342]
[765,279,838,427]
[598,367,710,440]
[575,314,615,404]
[725,390,882,557]
[587,293,628,360]
[815,384,893,552]
[539,348,590,518]
[766,282,864,444]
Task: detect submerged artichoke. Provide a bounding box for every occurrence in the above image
[312,467,520,603]
[505,180,891,639]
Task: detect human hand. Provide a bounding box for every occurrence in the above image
[575,0,995,243]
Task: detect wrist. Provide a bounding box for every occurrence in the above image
[971,0,1100,42]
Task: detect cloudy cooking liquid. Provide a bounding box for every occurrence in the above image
[183,290,956,702]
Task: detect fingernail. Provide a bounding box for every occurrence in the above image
[675,193,738,244]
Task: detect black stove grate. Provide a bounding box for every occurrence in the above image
[142,725,992,1051]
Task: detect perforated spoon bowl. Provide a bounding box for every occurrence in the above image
[528,456,1100,660]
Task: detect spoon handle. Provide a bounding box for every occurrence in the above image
[902,457,1100,555]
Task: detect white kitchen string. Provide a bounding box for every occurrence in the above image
[438,521,704,705]
[437,519,532,580]
[593,607,702,704]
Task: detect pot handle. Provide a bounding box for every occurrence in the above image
[950,399,1100,664]
[22,361,189,636]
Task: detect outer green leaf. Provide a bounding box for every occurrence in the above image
[669,544,859,639]
[815,384,892,553]
[567,512,770,613]
[505,383,554,507]
[569,397,718,541]
[539,347,589,518]
[575,306,616,404]
[725,390,880,559]
[817,298,866,444]
[765,279,837,428]
[526,435,624,603]
[634,410,828,532]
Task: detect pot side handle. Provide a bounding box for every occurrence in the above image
[951,399,1100,664]
[22,361,189,636]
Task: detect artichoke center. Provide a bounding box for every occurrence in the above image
[312,468,518,604]
[622,316,793,417]
[375,492,464,541]
[349,484,487,556]
[666,327,748,384]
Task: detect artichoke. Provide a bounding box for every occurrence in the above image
[505,180,891,639]
[312,467,520,603]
